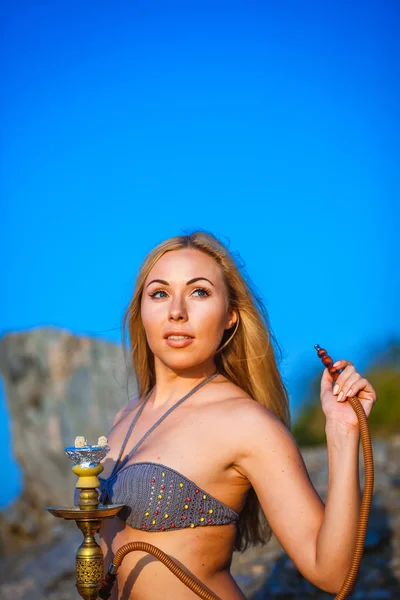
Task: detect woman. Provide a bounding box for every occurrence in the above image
[98,231,377,600]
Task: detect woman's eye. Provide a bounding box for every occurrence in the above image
[149,288,210,299]
[192,288,210,298]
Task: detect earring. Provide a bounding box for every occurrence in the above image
[216,316,239,354]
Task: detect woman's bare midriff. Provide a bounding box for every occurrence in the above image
[100,518,247,599]
[99,380,254,599]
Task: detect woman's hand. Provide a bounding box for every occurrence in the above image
[320,359,377,432]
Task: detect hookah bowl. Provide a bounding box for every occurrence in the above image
[45,445,124,600]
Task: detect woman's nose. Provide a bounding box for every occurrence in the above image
[168,297,188,321]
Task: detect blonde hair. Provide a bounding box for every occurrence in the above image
[122,231,290,551]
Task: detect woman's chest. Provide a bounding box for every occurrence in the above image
[101,402,249,515]
[103,403,231,479]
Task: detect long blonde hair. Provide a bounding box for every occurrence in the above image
[122,231,290,551]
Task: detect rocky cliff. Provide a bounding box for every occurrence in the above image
[0,328,399,599]
[0,327,136,554]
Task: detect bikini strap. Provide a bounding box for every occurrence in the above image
[110,371,219,478]
[107,389,153,481]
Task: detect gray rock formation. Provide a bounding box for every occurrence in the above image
[0,327,136,554]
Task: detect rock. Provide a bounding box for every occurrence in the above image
[391,476,400,488]
[0,529,81,600]
[0,327,136,556]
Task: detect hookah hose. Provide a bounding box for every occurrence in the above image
[98,345,374,600]
[315,344,374,600]
[98,541,220,599]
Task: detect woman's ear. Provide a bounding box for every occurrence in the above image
[225,310,238,330]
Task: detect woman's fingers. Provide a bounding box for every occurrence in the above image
[332,363,356,397]
[332,364,376,406]
[321,357,378,421]
[332,359,353,370]
[335,371,361,401]
[349,378,376,403]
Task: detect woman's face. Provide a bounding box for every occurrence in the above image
[141,249,237,372]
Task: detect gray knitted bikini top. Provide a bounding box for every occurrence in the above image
[98,373,240,532]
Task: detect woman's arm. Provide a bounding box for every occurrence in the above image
[314,422,360,588]
[233,359,376,593]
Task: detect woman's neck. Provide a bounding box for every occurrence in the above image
[149,358,218,410]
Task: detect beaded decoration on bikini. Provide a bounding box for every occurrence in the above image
[141,468,215,531]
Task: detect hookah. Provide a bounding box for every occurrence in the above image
[45,345,374,600]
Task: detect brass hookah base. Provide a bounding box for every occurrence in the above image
[45,460,125,600]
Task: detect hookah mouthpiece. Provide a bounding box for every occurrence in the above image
[314,344,343,381]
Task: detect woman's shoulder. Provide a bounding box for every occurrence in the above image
[216,377,273,411]
[208,383,288,471]
[216,379,284,433]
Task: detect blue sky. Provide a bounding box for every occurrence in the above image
[1,0,398,507]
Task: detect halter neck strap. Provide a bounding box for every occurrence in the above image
[108,371,219,481]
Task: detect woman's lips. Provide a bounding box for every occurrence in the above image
[165,336,194,348]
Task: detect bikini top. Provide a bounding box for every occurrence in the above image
[82,373,240,532]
